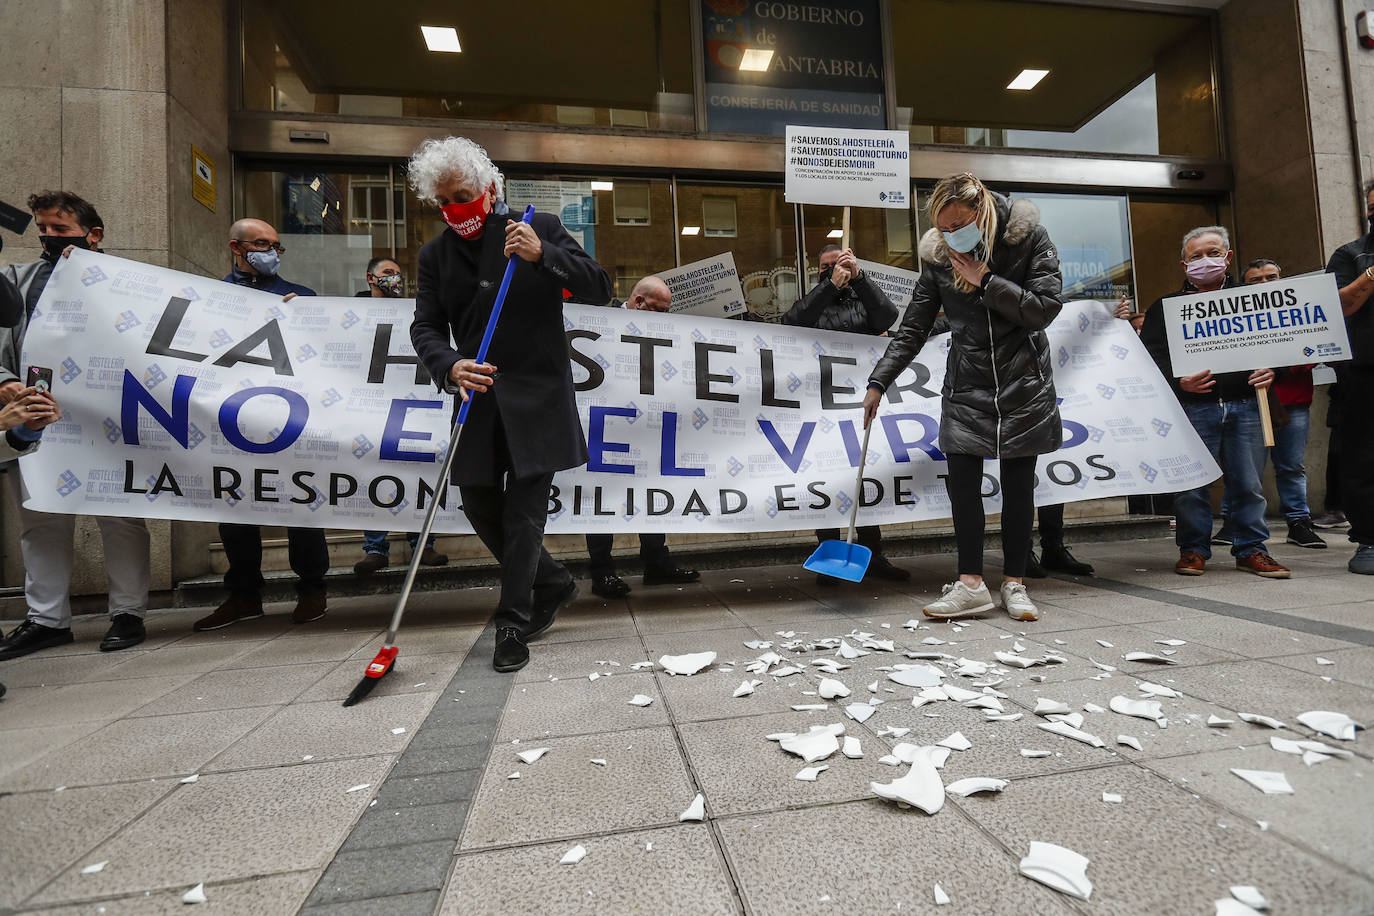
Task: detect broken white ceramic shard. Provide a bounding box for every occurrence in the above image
[590,759,607,767]
[933,883,950,906]
[765,732,795,741]
[965,696,1005,712]
[1029,675,1047,683]
[1013,641,1027,653]
[1138,682,1181,698]
[1018,841,1093,900]
[743,639,772,650]
[878,754,901,767]
[1230,886,1269,910]
[1036,721,1105,747]
[876,726,911,739]
[1207,715,1234,727]
[779,730,839,763]
[937,731,972,752]
[517,748,549,765]
[627,694,654,707]
[1032,699,1067,717]
[922,636,947,646]
[994,651,1040,668]
[870,747,945,814]
[1230,768,1294,795]
[945,777,1008,797]
[1110,695,1164,722]
[1301,750,1332,766]
[182,883,207,905]
[658,652,716,676]
[810,722,846,736]
[1095,639,1114,648]
[953,659,991,677]
[1083,703,1106,714]
[80,861,108,875]
[1102,792,1123,804]
[1090,659,1118,672]
[840,736,864,759]
[1239,713,1285,729]
[770,665,804,678]
[844,702,876,723]
[345,784,371,793]
[1316,657,1335,666]
[887,665,944,688]
[837,640,868,659]
[1021,749,1052,758]
[795,765,828,781]
[1214,899,1264,915]
[791,704,826,711]
[1047,712,1086,729]
[1117,735,1143,751]
[180,774,199,784]
[507,771,520,780]
[733,680,760,698]
[630,661,654,670]
[984,712,1024,722]
[818,678,851,699]
[588,672,600,681]
[679,793,705,821]
[1156,639,1188,647]
[560,844,587,865]
[1122,652,1176,665]
[1296,710,1362,741]
[942,684,982,703]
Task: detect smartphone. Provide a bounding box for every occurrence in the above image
[26,366,53,393]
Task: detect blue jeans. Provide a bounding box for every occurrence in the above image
[362,530,436,557]
[1178,400,1269,558]
[1218,404,1310,524]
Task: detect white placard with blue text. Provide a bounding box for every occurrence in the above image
[1161,273,1349,376]
[658,253,747,318]
[784,126,910,209]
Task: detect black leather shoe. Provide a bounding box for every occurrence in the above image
[0,619,75,661]
[866,553,910,582]
[493,626,529,672]
[1024,548,1048,579]
[1041,543,1095,576]
[591,574,631,599]
[292,591,328,624]
[99,614,146,652]
[526,580,578,640]
[642,565,700,586]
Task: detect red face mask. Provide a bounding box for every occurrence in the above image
[440,192,490,239]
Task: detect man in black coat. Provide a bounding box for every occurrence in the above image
[408,137,612,671]
[783,244,908,585]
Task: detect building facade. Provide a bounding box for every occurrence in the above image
[1,0,1370,597]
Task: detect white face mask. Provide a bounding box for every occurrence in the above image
[942,221,983,254]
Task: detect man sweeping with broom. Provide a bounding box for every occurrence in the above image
[409,137,612,673]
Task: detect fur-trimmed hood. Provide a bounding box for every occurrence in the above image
[917,193,1041,267]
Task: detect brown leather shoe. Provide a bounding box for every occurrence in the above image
[1175,551,1206,576]
[418,546,449,567]
[1237,553,1291,579]
[194,595,264,631]
[292,591,328,623]
[353,553,387,575]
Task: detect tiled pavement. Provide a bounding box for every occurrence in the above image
[2,534,1373,914]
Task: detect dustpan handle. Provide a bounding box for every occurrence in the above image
[846,421,872,545]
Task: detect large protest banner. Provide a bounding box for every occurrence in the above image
[21,251,1218,533]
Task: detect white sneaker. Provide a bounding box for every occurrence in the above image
[922,581,995,619]
[1001,582,1039,622]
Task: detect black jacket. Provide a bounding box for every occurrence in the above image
[410,210,612,486]
[870,194,1064,459]
[782,271,897,335]
[1326,228,1374,366]
[1139,277,1257,403]
[0,272,21,328]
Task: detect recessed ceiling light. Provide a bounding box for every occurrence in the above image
[1006,69,1049,91]
[739,48,774,72]
[681,226,701,236]
[590,181,614,191]
[420,26,462,53]
[826,229,844,239]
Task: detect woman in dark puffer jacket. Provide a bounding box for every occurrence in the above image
[863,173,1063,623]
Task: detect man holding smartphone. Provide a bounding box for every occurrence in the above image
[0,191,152,660]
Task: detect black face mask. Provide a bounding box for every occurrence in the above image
[819,266,835,283]
[39,234,92,262]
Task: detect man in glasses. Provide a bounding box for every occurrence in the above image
[194,218,329,631]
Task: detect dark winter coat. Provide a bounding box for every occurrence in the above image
[410,209,612,486]
[1139,277,1258,404]
[869,193,1064,459]
[781,270,898,335]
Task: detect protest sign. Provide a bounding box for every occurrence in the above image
[658,253,747,318]
[856,259,918,329]
[23,252,1217,533]
[785,126,910,209]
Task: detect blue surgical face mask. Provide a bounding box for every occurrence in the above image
[245,249,280,277]
[942,221,983,254]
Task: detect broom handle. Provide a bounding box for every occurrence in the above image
[383,205,536,643]
[845,421,872,545]
[1256,383,1275,448]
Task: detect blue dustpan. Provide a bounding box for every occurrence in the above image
[804,420,874,583]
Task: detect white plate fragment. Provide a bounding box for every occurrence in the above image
[182,883,207,904]
[1156,639,1188,647]
[1230,768,1294,795]
[842,736,863,759]
[733,680,761,698]
[80,861,108,875]
[1207,715,1235,727]
[887,665,943,688]
[1102,792,1123,804]
[180,774,199,784]
[658,652,717,676]
[1034,699,1071,716]
[844,702,876,723]
[1239,713,1285,729]
[345,784,371,793]
[870,747,945,814]
[560,844,587,865]
[1296,710,1362,741]
[933,883,950,905]
[791,704,827,711]
[590,758,607,767]
[1036,721,1105,747]
[517,748,549,765]
[1083,703,1106,714]
[1110,695,1164,723]
[1230,885,1269,910]
[837,640,869,659]
[1316,657,1335,666]
[818,678,851,699]
[1301,750,1332,766]
[1139,682,1181,698]
[679,793,705,821]
[946,777,1008,797]
[1122,652,1176,665]
[1117,735,1143,751]
[937,731,972,752]
[779,730,840,763]
[795,765,829,781]
[1018,841,1093,900]
[1020,749,1052,758]
[1047,712,1086,729]
[627,694,654,707]
[507,771,520,780]
[1095,639,1114,648]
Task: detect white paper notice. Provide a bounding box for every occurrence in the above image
[785,126,911,209]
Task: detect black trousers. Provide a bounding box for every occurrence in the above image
[585,534,671,579]
[944,453,1038,578]
[461,472,572,631]
[1325,427,1341,511]
[1335,367,1374,546]
[220,524,328,597]
[1037,503,1065,547]
[815,525,883,549]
